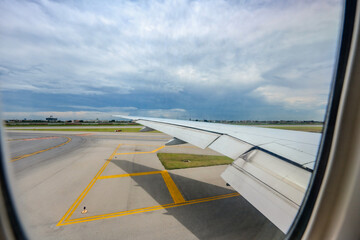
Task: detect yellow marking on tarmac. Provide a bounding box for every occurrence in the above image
[98,171,164,179]
[58,143,234,227]
[11,137,71,162]
[161,171,185,204]
[121,143,198,149]
[88,136,169,140]
[98,170,185,203]
[119,143,165,147]
[7,136,60,141]
[58,192,240,226]
[66,192,239,222]
[115,145,165,155]
[56,144,122,226]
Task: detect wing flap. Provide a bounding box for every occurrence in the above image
[115,115,320,233]
[137,120,220,149]
[260,142,316,168]
[207,135,253,159]
[221,161,300,233]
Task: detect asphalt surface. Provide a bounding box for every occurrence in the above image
[4,130,284,240]
[7,126,141,129]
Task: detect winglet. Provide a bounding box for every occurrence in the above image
[165,138,187,146]
[140,126,155,132]
[112,115,139,121]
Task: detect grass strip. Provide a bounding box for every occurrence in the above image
[9,125,321,133]
[13,128,142,132]
[157,153,233,170]
[5,124,140,127]
[263,126,322,133]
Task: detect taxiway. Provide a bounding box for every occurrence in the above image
[4,130,283,240]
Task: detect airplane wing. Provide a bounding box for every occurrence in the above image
[114,115,321,233]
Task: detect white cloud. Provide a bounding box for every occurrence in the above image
[135,108,187,119]
[67,106,138,112]
[3,108,188,120]
[252,85,328,110]
[0,0,342,118]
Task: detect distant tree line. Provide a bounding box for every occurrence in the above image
[4,119,323,126]
[190,119,323,125]
[3,119,138,126]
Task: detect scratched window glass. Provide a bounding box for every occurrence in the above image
[0,0,342,239]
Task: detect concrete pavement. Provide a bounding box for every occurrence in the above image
[5,131,283,240]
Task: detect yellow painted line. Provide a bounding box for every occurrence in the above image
[98,170,186,204]
[98,171,164,179]
[11,137,71,162]
[120,143,165,147]
[58,192,240,225]
[165,145,198,149]
[67,192,240,222]
[115,145,165,155]
[87,136,169,140]
[121,143,198,149]
[56,144,122,226]
[58,142,236,227]
[161,171,185,204]
[64,144,121,221]
[7,136,60,141]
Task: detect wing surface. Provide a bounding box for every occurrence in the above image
[115,115,321,233]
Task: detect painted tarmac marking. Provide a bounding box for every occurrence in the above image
[120,143,198,149]
[8,136,60,141]
[58,193,240,226]
[57,144,122,225]
[98,170,185,204]
[97,171,164,179]
[58,144,161,226]
[87,136,170,140]
[10,137,72,162]
[115,145,165,155]
[161,171,185,204]
[64,192,239,223]
[58,144,236,226]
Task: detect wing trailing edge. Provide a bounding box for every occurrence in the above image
[114,115,320,233]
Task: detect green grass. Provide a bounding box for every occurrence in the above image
[5,124,140,127]
[157,153,233,170]
[263,126,323,133]
[13,128,142,132]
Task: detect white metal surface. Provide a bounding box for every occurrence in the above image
[260,142,316,167]
[221,163,300,233]
[207,135,253,159]
[165,138,187,146]
[115,115,320,233]
[136,120,220,149]
[115,115,321,170]
[221,148,311,233]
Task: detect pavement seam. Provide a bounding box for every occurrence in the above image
[57,193,240,226]
[57,143,236,227]
[11,137,71,162]
[56,144,122,226]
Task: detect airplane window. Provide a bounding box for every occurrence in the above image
[0,0,346,239]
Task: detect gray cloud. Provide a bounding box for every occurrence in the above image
[3,108,188,120]
[0,0,341,119]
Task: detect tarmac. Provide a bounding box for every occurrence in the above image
[4,130,283,239]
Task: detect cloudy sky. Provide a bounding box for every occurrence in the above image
[0,0,342,120]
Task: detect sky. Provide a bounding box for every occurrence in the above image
[0,0,342,121]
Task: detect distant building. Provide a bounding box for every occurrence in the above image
[46,116,57,122]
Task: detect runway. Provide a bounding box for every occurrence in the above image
[7,125,142,129]
[4,130,283,240]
